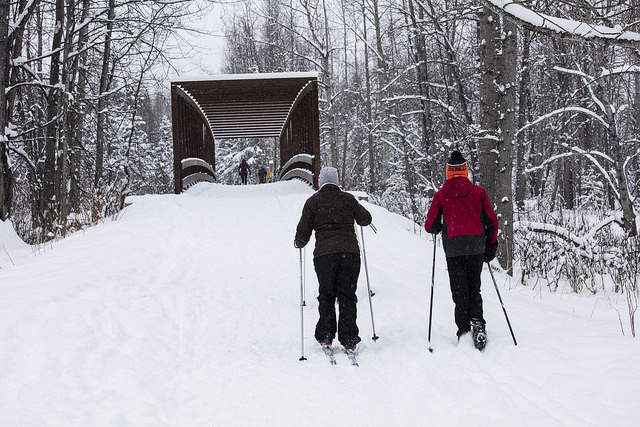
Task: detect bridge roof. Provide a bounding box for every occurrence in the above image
[171,72,319,139]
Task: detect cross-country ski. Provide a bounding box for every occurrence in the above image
[322,345,336,365]
[346,349,359,367]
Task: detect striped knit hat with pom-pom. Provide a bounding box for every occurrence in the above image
[446,150,469,180]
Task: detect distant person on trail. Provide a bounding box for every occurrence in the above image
[424,150,499,351]
[258,166,268,184]
[294,166,372,354]
[238,159,251,185]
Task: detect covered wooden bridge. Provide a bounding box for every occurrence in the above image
[170,72,321,193]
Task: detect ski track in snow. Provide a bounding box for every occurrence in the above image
[0,180,638,426]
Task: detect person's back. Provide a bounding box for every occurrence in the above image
[429,174,494,257]
[424,150,498,350]
[299,184,369,258]
[258,167,267,183]
[294,166,372,352]
[238,159,250,184]
[238,160,250,174]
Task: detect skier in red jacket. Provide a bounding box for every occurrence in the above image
[424,150,499,350]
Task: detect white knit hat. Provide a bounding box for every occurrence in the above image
[318,167,339,188]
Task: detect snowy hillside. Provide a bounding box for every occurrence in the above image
[0,180,638,426]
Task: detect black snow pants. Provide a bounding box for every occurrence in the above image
[313,252,361,348]
[445,253,485,336]
[240,173,248,185]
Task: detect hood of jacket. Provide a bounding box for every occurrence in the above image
[442,176,474,198]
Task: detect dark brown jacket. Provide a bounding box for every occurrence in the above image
[295,185,372,258]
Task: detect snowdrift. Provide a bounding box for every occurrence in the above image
[0,180,638,426]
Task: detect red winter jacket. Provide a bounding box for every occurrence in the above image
[424,177,498,258]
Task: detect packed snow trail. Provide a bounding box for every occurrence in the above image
[0,180,638,426]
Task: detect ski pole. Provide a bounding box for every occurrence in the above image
[302,247,307,306]
[367,224,377,297]
[299,248,307,360]
[487,262,518,346]
[360,225,379,341]
[427,235,436,352]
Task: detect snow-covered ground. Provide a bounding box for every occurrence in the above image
[1,180,638,426]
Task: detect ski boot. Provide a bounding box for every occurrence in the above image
[471,319,487,351]
[320,335,333,346]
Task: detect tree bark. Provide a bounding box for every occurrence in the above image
[636,72,640,203]
[362,0,376,193]
[6,0,37,118]
[339,0,350,183]
[0,0,11,221]
[320,0,338,168]
[43,0,65,236]
[95,0,115,191]
[477,7,498,199]
[372,0,389,181]
[68,0,91,213]
[406,0,434,184]
[515,30,531,211]
[496,17,516,274]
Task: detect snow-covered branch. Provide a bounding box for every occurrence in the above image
[482,0,640,51]
[524,144,621,201]
[515,216,622,260]
[515,106,609,139]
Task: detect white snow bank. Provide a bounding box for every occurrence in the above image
[0,220,30,270]
[0,181,638,426]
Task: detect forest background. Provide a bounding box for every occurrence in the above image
[0,0,638,334]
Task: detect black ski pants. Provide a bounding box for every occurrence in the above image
[446,253,485,336]
[313,252,361,347]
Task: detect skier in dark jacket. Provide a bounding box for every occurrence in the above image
[238,159,251,185]
[294,166,372,352]
[424,150,499,350]
[258,166,268,184]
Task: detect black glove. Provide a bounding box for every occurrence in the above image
[294,238,306,249]
[485,242,498,262]
[427,219,442,235]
